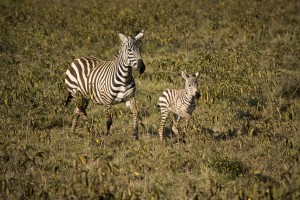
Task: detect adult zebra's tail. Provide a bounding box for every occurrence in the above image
[64,93,73,107]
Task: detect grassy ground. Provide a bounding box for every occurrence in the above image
[0,0,299,199]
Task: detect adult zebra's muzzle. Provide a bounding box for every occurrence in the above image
[137,59,146,74]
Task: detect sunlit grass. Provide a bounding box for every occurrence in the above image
[0,0,299,199]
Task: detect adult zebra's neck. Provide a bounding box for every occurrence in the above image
[114,49,133,83]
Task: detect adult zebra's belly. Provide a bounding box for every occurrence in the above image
[91,87,135,105]
[107,92,133,105]
[112,88,135,105]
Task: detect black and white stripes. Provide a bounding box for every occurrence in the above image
[64,30,203,141]
[158,71,200,141]
[64,30,145,139]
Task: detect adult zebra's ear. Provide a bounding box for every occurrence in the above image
[118,32,128,43]
[134,30,144,40]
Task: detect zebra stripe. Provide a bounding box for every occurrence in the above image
[64,31,145,139]
[158,71,200,141]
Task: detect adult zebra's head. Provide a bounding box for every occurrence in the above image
[118,30,146,74]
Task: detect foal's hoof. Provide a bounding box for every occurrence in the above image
[178,138,186,144]
[133,135,139,140]
[173,137,186,144]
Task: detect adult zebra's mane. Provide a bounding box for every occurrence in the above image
[114,37,141,60]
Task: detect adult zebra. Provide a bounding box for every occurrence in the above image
[64,30,146,139]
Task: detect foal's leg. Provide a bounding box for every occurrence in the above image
[126,97,139,140]
[171,114,181,141]
[158,108,170,141]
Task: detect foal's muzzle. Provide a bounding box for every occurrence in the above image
[195,91,201,99]
[137,59,146,74]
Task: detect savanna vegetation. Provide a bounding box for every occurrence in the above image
[0,0,299,199]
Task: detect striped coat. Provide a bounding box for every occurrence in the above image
[64,31,145,139]
[158,71,200,141]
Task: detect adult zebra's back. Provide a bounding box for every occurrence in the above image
[64,30,146,139]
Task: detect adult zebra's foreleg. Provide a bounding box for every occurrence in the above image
[126,97,139,140]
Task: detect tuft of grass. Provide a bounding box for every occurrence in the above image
[208,155,249,179]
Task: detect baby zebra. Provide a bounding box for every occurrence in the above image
[158,71,200,141]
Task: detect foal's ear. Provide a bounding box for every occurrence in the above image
[181,71,188,79]
[134,30,144,40]
[195,72,200,78]
[118,32,128,43]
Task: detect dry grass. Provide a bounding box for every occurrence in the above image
[0,0,299,199]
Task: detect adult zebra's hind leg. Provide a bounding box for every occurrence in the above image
[104,106,113,136]
[126,97,139,140]
[71,93,89,133]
